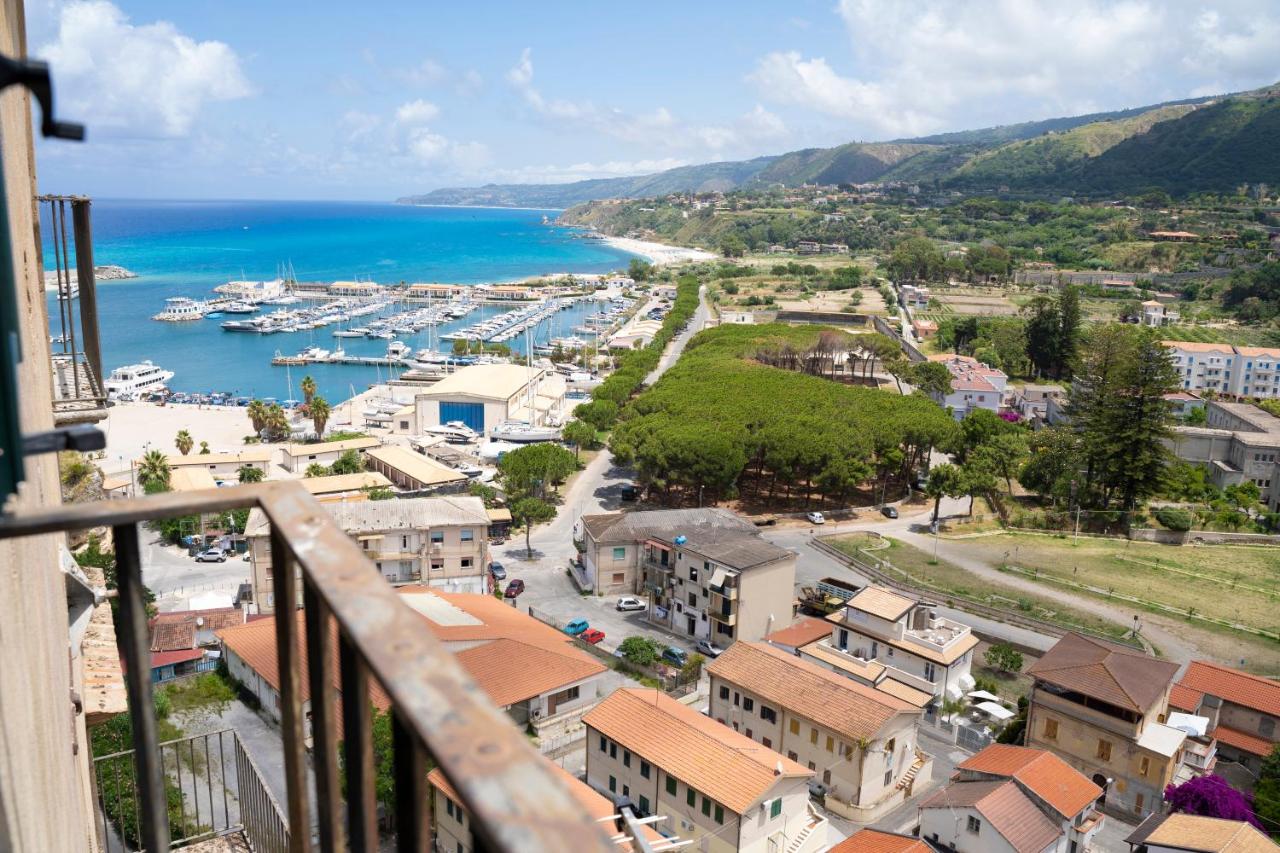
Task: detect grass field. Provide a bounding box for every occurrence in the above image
[941,532,1280,642]
[827,533,1134,642]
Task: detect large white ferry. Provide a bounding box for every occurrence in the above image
[105,361,174,399]
[151,296,206,321]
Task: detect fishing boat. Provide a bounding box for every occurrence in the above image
[105,361,174,399]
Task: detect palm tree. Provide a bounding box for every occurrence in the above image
[247,399,266,433]
[309,395,331,437]
[304,463,329,478]
[300,375,316,406]
[136,449,170,492]
[238,465,265,483]
[199,441,210,455]
[174,429,193,456]
[263,404,290,442]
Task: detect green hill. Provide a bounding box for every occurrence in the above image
[398,84,1280,206]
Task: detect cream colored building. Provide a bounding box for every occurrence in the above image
[161,447,274,479]
[409,363,566,436]
[245,495,489,612]
[1025,633,1185,821]
[813,586,978,703]
[708,642,928,822]
[584,689,827,853]
[363,444,469,493]
[280,435,380,473]
[578,507,796,644]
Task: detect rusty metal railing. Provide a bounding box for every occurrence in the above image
[0,481,616,852]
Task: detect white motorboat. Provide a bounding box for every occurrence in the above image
[151,296,205,321]
[105,361,174,398]
[488,421,562,443]
[387,340,411,359]
[222,301,259,314]
[423,421,479,444]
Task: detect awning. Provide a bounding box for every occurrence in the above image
[709,567,729,588]
[975,701,1014,720]
[967,689,1001,703]
[643,539,671,551]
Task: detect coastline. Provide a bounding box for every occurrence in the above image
[596,235,716,266]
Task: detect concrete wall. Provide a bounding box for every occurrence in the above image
[584,537,638,595]
[919,805,1023,853]
[0,2,100,846]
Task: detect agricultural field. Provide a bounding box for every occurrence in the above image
[941,532,1280,647]
[1159,324,1280,347]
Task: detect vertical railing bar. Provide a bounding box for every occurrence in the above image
[338,635,377,850]
[57,198,80,395]
[112,522,170,853]
[47,199,69,353]
[303,580,344,852]
[392,712,430,853]
[190,737,201,838]
[204,733,215,834]
[71,197,103,389]
[269,529,312,853]
[219,732,231,832]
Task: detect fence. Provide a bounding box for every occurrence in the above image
[94,728,288,853]
[811,535,1143,650]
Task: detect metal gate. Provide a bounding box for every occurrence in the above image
[439,401,485,433]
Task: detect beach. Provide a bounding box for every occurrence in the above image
[598,235,716,266]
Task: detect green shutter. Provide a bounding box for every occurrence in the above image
[666,775,677,796]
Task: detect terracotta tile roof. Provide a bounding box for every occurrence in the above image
[1162,340,1236,353]
[454,638,603,707]
[1127,813,1280,852]
[1177,661,1280,718]
[920,780,1061,853]
[1235,346,1280,358]
[1027,632,1178,712]
[957,744,1101,819]
[875,678,932,708]
[151,620,196,651]
[708,642,917,742]
[847,586,915,622]
[583,688,810,814]
[1170,683,1205,712]
[151,648,206,668]
[217,591,604,712]
[427,762,663,850]
[828,828,932,853]
[1213,724,1274,757]
[765,617,833,649]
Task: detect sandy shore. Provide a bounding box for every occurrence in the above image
[599,235,716,266]
[96,401,275,478]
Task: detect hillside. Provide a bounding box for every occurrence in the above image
[398,84,1280,207]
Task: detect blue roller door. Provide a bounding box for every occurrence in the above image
[439,401,485,433]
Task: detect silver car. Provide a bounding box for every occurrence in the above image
[616,596,646,612]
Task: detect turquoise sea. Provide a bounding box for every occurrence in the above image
[43,200,638,398]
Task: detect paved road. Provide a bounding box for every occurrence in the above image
[138,528,250,611]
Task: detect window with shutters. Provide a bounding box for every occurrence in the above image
[1097,739,1112,761]
[666,775,677,796]
[770,798,782,819]
[1044,718,1058,740]
[789,719,799,735]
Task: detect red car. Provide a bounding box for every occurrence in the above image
[580,628,606,645]
[502,579,525,599]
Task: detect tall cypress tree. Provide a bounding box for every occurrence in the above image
[1056,285,1082,379]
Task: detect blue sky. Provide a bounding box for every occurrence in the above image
[28,0,1280,201]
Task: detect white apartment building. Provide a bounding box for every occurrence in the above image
[1168,400,1280,511]
[805,586,978,704]
[584,688,827,853]
[1163,341,1280,400]
[928,354,1008,420]
[244,495,489,612]
[708,642,928,822]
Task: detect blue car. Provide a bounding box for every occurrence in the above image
[563,618,589,636]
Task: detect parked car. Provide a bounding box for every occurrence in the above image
[616,596,646,612]
[620,484,639,501]
[488,562,507,581]
[662,646,688,668]
[502,579,525,599]
[880,505,899,519]
[580,628,606,645]
[805,511,826,525]
[564,618,590,636]
[194,548,226,563]
[695,640,724,658]
[751,513,777,527]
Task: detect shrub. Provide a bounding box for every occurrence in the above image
[984,643,1024,674]
[1154,507,1193,531]
[618,636,662,666]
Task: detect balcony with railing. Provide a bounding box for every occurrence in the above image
[0,482,620,852]
[39,195,107,425]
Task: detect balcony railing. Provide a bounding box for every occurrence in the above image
[0,481,616,852]
[38,195,107,425]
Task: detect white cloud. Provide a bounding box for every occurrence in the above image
[749,0,1280,138]
[489,157,691,184]
[395,99,440,127]
[506,49,789,155]
[394,58,484,96]
[39,0,252,138]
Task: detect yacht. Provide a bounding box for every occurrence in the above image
[387,340,411,360]
[488,421,562,443]
[105,361,174,399]
[423,421,479,444]
[222,301,259,314]
[151,297,205,322]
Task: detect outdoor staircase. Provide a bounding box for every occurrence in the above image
[785,803,828,853]
[896,750,928,793]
